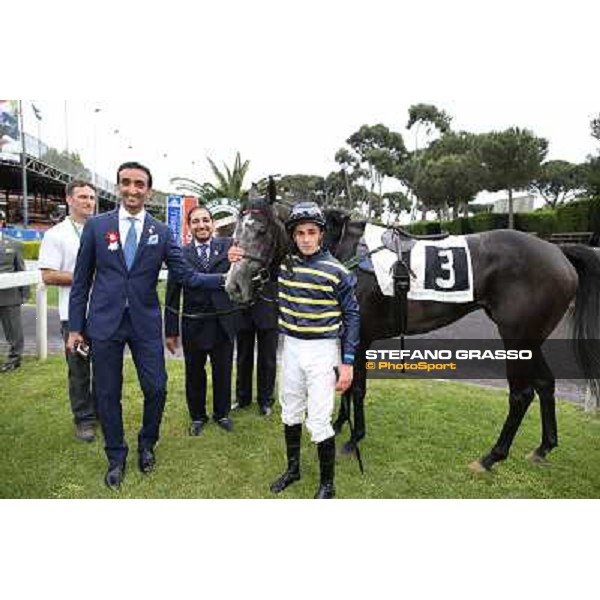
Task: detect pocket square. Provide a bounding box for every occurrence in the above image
[147,234,159,245]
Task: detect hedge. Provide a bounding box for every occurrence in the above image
[22,241,41,260]
[406,198,598,241]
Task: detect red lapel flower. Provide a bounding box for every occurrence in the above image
[106,230,120,251]
[105,231,120,244]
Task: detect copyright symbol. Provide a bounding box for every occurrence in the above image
[366,362,375,370]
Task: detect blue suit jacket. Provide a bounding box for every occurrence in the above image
[69,209,224,341]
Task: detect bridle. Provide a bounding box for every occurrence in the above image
[164,207,281,321]
[233,204,292,299]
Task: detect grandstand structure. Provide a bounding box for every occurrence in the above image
[0,132,164,230]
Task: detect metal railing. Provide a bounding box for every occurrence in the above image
[2,132,166,210]
[21,132,117,194]
[0,269,168,361]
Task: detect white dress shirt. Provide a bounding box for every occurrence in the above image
[118,206,146,246]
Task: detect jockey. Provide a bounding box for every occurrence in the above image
[270,201,360,499]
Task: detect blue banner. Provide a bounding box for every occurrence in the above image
[1,227,45,241]
[0,100,19,146]
[167,195,183,245]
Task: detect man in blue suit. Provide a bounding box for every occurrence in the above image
[165,206,237,434]
[68,162,225,491]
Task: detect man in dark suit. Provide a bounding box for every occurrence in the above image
[0,230,29,372]
[68,162,226,492]
[165,206,237,435]
[235,273,278,416]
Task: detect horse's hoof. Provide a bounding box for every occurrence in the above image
[468,460,489,474]
[341,441,356,456]
[526,451,551,466]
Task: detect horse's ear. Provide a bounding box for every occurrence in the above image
[324,208,348,232]
[267,176,277,204]
[322,208,349,252]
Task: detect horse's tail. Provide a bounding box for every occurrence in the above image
[561,245,600,400]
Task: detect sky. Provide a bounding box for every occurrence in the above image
[5,0,599,196]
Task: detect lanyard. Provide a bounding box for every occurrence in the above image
[69,218,82,239]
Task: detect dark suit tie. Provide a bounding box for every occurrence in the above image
[198,243,210,272]
[124,217,138,270]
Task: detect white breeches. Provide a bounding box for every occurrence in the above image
[279,336,338,443]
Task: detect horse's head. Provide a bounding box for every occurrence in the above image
[323,208,365,263]
[322,208,348,256]
[225,180,290,303]
[226,181,364,302]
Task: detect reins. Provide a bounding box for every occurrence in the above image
[164,267,274,320]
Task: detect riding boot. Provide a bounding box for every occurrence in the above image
[270,424,302,494]
[314,436,336,499]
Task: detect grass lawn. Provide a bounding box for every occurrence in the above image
[1,356,599,499]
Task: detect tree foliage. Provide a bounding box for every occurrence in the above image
[382,191,411,218]
[591,113,600,143]
[341,124,407,217]
[170,152,250,201]
[478,127,548,228]
[583,113,600,198]
[406,103,452,136]
[41,148,91,180]
[279,174,325,202]
[529,160,583,208]
[414,153,486,218]
[398,130,485,219]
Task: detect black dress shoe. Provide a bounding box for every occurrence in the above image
[74,422,96,443]
[0,361,20,373]
[138,448,155,474]
[259,404,273,417]
[215,416,233,432]
[232,401,250,411]
[189,419,208,436]
[105,462,126,491]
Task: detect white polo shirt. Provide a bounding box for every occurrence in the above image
[38,217,85,321]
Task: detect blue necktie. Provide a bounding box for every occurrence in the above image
[123,217,138,270]
[198,244,210,272]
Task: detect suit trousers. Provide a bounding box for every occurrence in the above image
[236,327,278,408]
[184,337,234,421]
[0,305,24,363]
[60,321,96,425]
[91,310,167,465]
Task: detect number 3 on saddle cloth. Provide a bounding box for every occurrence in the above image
[358,223,474,303]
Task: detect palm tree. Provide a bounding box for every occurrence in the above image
[170,152,250,201]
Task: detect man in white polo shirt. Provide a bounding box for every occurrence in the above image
[38,180,97,442]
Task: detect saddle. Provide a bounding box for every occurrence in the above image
[356,225,449,274]
[381,226,450,255]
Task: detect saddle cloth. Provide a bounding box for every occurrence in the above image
[360,223,474,303]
